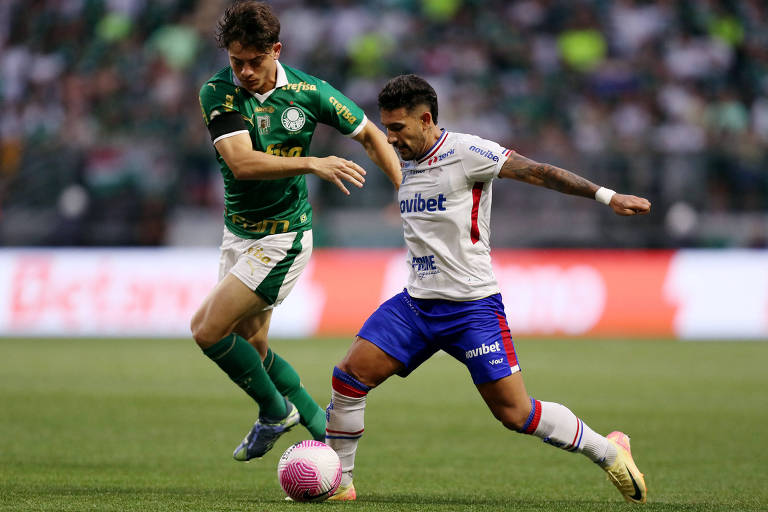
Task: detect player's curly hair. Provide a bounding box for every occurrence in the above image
[378,74,439,123]
[216,1,280,51]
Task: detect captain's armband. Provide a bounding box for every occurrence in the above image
[207,111,248,142]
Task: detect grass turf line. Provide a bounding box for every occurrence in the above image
[0,337,766,511]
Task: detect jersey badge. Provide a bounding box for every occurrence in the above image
[281,107,306,132]
[257,115,271,134]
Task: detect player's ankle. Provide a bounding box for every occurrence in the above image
[340,471,353,487]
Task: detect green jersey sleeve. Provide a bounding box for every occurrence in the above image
[199,73,242,127]
[315,81,367,137]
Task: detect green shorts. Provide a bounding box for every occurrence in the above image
[218,228,313,309]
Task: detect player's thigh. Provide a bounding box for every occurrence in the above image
[344,291,436,387]
[193,229,311,345]
[439,295,521,386]
[224,229,313,309]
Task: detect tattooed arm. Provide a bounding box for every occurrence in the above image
[498,152,651,216]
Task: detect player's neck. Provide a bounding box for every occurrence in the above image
[419,126,443,157]
[255,69,277,94]
[248,61,278,95]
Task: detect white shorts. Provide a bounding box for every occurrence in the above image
[218,228,313,310]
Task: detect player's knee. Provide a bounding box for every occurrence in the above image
[501,416,527,432]
[494,404,532,432]
[336,361,360,383]
[336,362,376,390]
[190,311,220,349]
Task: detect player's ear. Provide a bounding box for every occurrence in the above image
[271,42,282,59]
[420,111,432,127]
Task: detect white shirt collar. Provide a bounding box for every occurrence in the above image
[251,60,288,103]
[233,60,288,103]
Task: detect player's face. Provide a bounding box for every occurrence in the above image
[380,107,432,161]
[228,41,282,94]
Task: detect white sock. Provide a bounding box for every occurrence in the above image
[325,389,366,486]
[527,399,617,466]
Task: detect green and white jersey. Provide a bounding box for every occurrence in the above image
[199,61,367,239]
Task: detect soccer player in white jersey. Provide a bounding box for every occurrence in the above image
[324,75,651,503]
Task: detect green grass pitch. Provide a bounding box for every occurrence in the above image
[1,336,766,511]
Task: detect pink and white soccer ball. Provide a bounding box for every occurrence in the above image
[277,440,342,502]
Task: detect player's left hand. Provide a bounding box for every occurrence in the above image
[610,194,651,216]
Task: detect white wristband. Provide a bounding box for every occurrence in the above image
[595,187,616,205]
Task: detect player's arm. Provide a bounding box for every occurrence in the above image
[498,152,651,216]
[212,119,366,196]
[351,120,402,190]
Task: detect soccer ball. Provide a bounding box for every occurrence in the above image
[277,440,342,502]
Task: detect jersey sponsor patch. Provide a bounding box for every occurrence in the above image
[468,145,500,162]
[265,143,303,157]
[411,254,440,279]
[464,341,501,360]
[399,192,447,213]
[281,81,318,92]
[328,96,358,125]
[426,148,455,166]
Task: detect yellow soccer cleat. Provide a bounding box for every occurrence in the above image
[603,431,647,504]
[328,482,357,501]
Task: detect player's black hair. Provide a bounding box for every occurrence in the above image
[216,0,280,51]
[378,74,439,123]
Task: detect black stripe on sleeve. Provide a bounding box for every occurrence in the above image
[207,111,247,141]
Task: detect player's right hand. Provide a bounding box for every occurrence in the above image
[610,194,651,216]
[310,156,367,195]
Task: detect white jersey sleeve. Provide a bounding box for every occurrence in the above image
[456,134,512,182]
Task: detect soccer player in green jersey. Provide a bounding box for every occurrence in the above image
[192,0,401,462]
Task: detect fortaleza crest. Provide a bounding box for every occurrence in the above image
[281,107,306,132]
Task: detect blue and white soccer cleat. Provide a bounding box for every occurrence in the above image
[233,399,300,461]
[603,431,647,503]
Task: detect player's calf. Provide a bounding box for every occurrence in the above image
[325,367,370,497]
[518,398,616,465]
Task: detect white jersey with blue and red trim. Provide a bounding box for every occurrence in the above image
[398,130,513,301]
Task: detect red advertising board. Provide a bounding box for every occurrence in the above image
[0,248,766,339]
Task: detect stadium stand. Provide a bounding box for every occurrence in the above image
[1,0,767,248]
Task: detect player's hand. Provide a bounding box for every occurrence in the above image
[610,194,651,216]
[310,156,367,195]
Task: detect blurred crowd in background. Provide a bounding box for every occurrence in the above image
[2,0,768,248]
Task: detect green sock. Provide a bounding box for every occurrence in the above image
[264,348,326,440]
[203,334,287,421]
